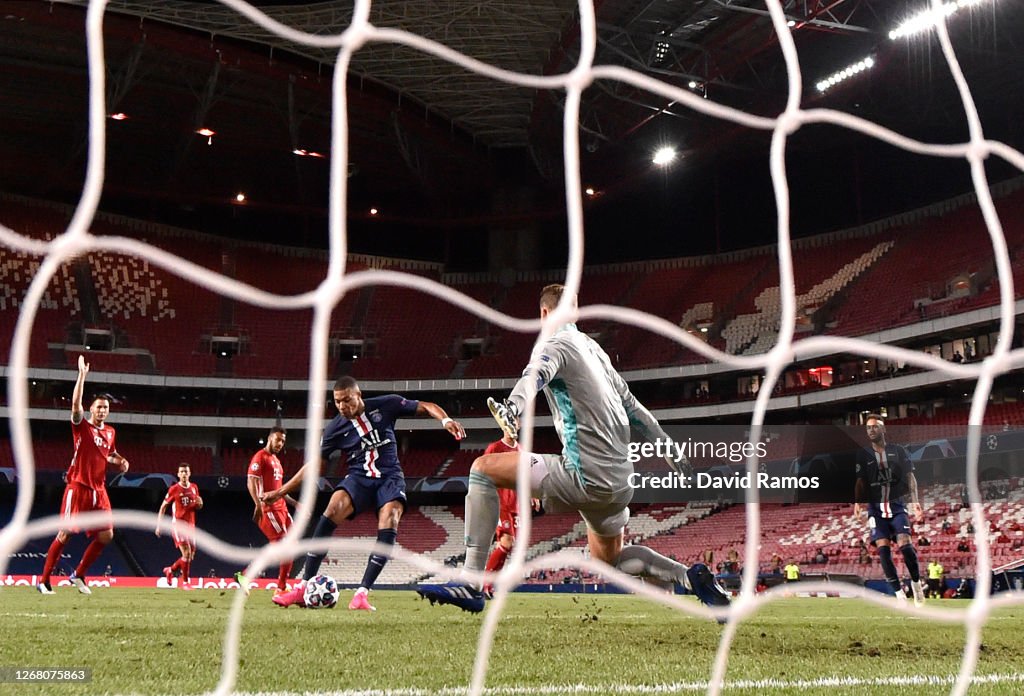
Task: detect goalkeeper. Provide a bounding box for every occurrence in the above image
[419,284,729,613]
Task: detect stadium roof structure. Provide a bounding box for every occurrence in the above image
[1,0,1023,257]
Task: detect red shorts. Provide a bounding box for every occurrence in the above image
[258,507,293,542]
[60,483,112,538]
[495,513,517,541]
[171,522,197,552]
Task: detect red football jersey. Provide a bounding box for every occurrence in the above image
[67,419,116,491]
[249,449,286,513]
[498,487,519,520]
[484,438,520,517]
[164,482,201,525]
[483,438,518,457]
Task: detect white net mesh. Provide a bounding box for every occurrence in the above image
[1,0,1023,694]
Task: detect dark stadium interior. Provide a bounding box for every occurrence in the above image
[1,0,1023,264]
[4,0,1024,591]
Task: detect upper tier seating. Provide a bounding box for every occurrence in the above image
[3,183,1022,378]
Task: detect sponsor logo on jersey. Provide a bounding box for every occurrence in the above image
[359,429,392,452]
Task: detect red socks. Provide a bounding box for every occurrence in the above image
[486,545,510,573]
[278,561,293,590]
[41,537,67,584]
[75,538,107,578]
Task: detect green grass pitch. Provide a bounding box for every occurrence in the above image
[1,588,1022,695]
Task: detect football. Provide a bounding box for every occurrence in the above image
[302,574,339,609]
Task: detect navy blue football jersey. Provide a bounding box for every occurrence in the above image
[856,444,914,519]
[320,395,419,478]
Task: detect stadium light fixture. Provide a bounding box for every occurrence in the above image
[889,0,990,41]
[235,192,246,203]
[585,187,595,196]
[196,127,215,137]
[292,148,308,156]
[653,40,670,65]
[652,146,677,166]
[369,207,379,216]
[109,112,128,121]
[815,56,875,94]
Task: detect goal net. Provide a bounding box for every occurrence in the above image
[1,1,1022,695]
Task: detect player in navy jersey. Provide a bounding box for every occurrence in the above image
[266,376,465,610]
[853,413,926,606]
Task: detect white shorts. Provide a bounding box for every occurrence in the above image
[524,452,632,538]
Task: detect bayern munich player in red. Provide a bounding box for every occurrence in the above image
[483,432,539,597]
[156,463,203,589]
[37,356,130,595]
[235,426,299,598]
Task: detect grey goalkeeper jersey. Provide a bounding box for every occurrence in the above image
[508,323,668,494]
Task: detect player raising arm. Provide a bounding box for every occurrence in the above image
[37,356,129,595]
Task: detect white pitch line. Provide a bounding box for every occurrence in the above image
[224,672,1024,696]
[431,613,1021,623]
[0,612,169,620]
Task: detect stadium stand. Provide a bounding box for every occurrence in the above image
[0,438,221,476]
[4,186,1024,379]
[231,248,361,378]
[724,239,894,355]
[888,401,1024,430]
[321,505,462,584]
[462,278,550,378]
[829,190,1024,337]
[435,448,483,477]
[354,283,469,379]
[607,480,1023,581]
